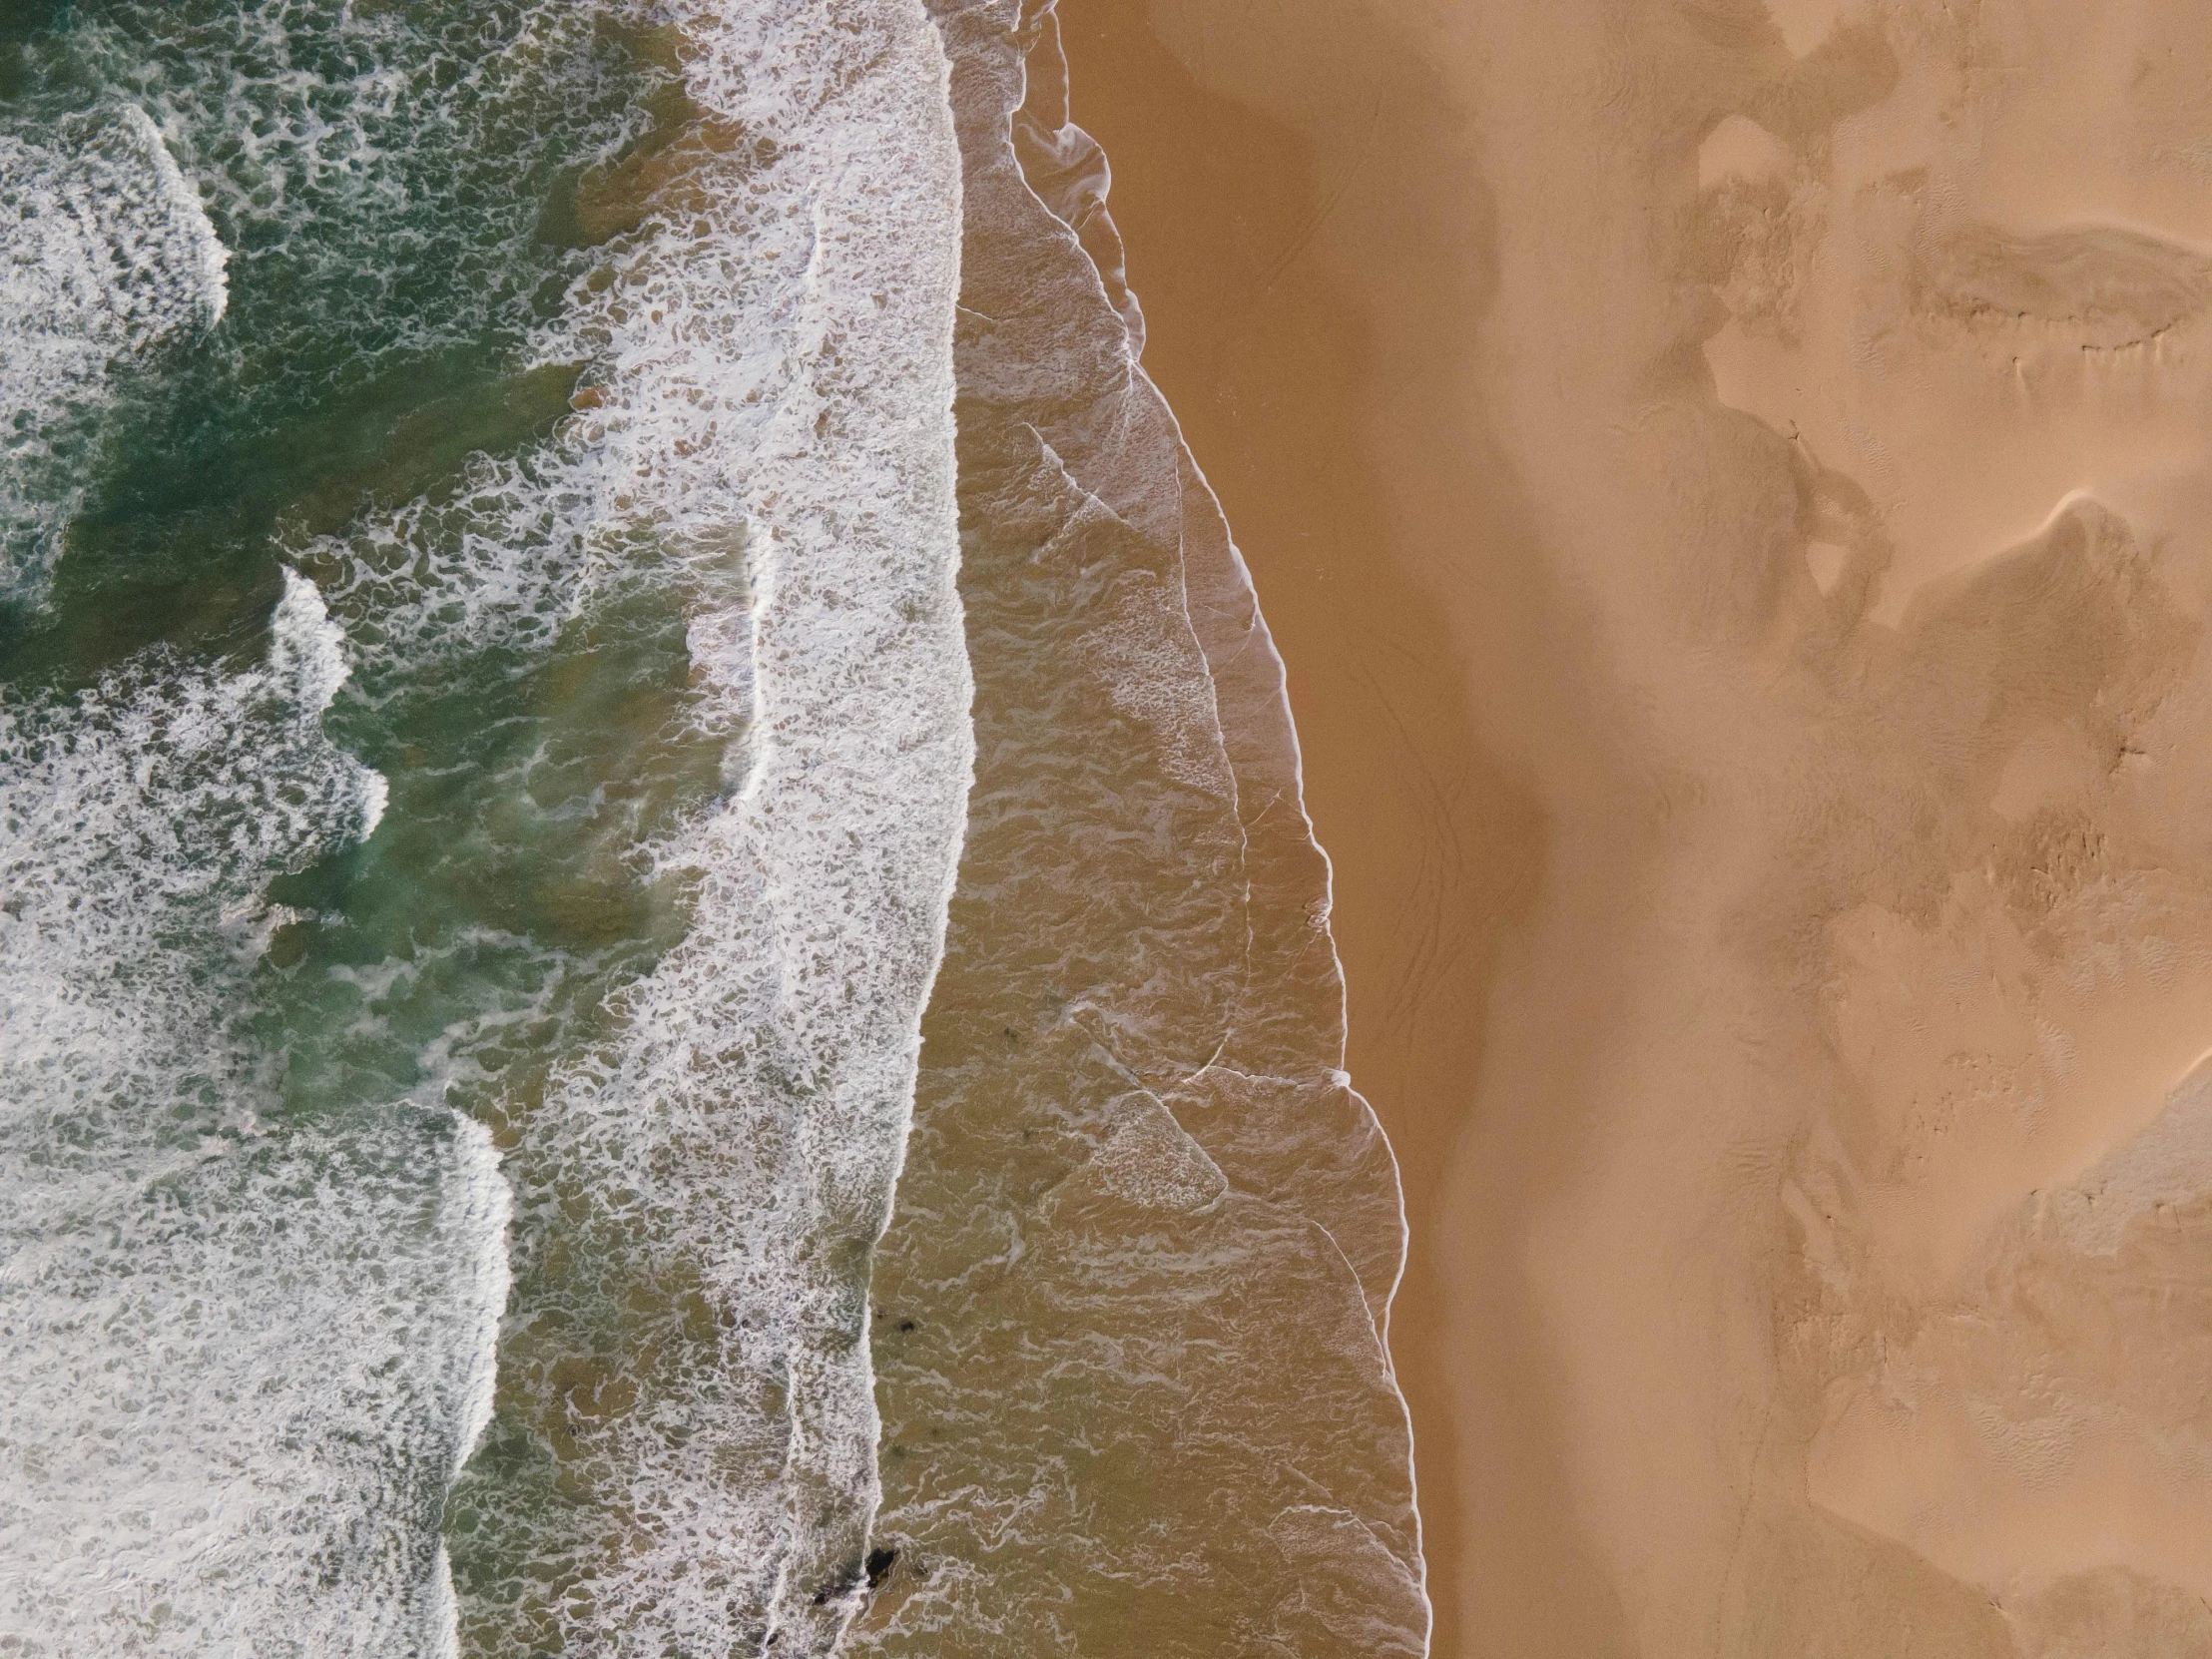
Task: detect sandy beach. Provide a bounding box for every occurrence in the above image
[1058,3,1570,1650]
[1070,0,2212,1653]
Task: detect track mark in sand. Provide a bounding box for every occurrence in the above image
[1709,1398,1780,1659]
[1255,89,1384,301]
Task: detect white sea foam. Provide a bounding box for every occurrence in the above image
[0,104,228,358]
[0,576,511,1654]
[285,0,969,1649]
[0,103,230,600]
[0,0,657,604]
[0,1114,512,1657]
[0,572,378,1103]
[117,104,231,328]
[484,0,967,1645]
[60,0,644,385]
[2,0,967,1650]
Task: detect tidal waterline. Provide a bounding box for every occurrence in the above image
[853,4,1427,1653]
[1,0,1425,1652]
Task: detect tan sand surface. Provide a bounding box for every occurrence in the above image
[1053,6,1546,1653]
[1067,0,2212,1653]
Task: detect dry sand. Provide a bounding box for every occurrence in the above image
[1066,0,2212,1653]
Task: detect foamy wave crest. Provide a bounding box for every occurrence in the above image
[55,0,645,393]
[285,1,970,1651]
[0,1115,511,1658]
[0,104,229,600]
[309,451,611,695]
[492,0,966,1641]
[0,572,374,1102]
[0,576,507,1655]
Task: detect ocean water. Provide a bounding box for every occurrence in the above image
[0,0,1422,1654]
[852,5,1429,1653]
[2,0,963,1651]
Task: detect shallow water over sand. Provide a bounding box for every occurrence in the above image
[853,6,1426,1653]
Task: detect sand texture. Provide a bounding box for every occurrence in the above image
[1064,0,2212,1653]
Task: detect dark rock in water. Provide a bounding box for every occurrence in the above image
[865,1548,899,1590]
[813,1556,868,1606]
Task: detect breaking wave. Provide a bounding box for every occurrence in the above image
[0,0,965,1653]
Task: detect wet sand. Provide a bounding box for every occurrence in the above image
[1068,1,2212,1654]
[856,6,1424,1651]
[1055,4,1563,1653]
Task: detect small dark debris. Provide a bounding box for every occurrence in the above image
[865,1548,897,1590]
[896,1319,916,1333]
[812,1558,865,1607]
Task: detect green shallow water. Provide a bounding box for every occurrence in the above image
[0,0,976,1649]
[0,4,722,1647]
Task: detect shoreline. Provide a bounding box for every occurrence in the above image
[858,5,1429,1649]
[1074,2,2212,1653]
[1057,4,1581,1652]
